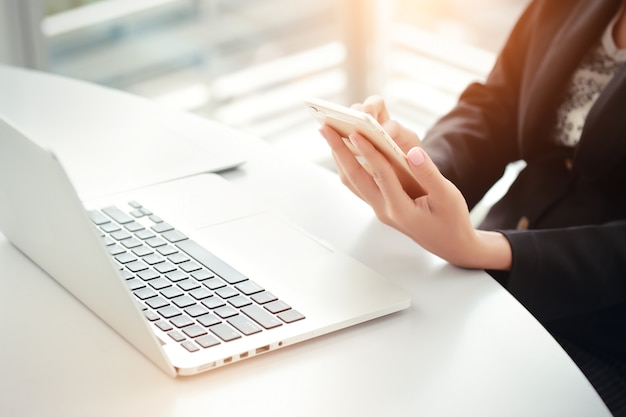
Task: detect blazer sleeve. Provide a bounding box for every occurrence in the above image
[498,221,626,322]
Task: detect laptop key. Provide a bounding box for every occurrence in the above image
[168,252,189,264]
[179,261,201,273]
[170,314,194,328]
[178,279,200,292]
[161,286,184,299]
[145,296,169,310]
[126,278,145,291]
[126,260,149,273]
[215,287,239,299]
[143,253,165,265]
[228,295,252,309]
[120,269,134,280]
[165,270,188,282]
[196,334,220,348]
[88,210,110,225]
[278,309,306,323]
[137,269,160,281]
[172,295,196,309]
[203,277,227,290]
[102,206,134,224]
[155,319,173,332]
[197,313,221,327]
[130,209,145,218]
[236,280,264,295]
[158,305,181,319]
[228,315,262,336]
[132,245,153,257]
[134,287,156,300]
[146,237,167,248]
[162,229,188,243]
[144,310,160,321]
[202,297,226,310]
[148,277,171,290]
[157,245,178,256]
[100,222,121,233]
[154,262,176,274]
[115,252,137,264]
[251,291,278,305]
[264,300,291,314]
[111,230,132,241]
[167,330,186,342]
[107,244,126,256]
[121,237,143,249]
[191,269,214,281]
[181,341,200,353]
[214,305,238,319]
[151,222,173,233]
[189,287,212,300]
[241,305,282,329]
[135,229,156,240]
[182,325,207,339]
[184,304,210,318]
[124,221,144,232]
[210,323,241,342]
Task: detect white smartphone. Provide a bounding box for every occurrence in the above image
[305,97,422,198]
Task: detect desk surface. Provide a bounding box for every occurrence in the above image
[0,65,610,417]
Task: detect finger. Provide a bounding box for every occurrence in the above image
[332,155,365,201]
[351,133,413,211]
[382,120,422,154]
[320,126,361,196]
[320,126,381,203]
[406,147,449,200]
[351,95,390,123]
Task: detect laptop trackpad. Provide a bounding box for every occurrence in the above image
[191,213,332,282]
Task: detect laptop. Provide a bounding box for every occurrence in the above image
[0,114,410,377]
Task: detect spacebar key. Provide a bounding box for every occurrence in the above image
[176,239,248,284]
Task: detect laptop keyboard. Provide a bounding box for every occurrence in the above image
[88,201,305,353]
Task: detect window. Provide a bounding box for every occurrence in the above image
[8,0,528,162]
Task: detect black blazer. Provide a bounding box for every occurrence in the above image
[422,0,626,357]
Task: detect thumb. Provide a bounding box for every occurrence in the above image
[406,147,446,198]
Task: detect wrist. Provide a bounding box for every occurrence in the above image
[436,230,513,271]
[471,230,512,271]
[448,230,512,271]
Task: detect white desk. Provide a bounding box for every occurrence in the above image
[0,65,611,417]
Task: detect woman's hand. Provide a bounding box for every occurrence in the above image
[319,124,511,271]
[351,95,422,153]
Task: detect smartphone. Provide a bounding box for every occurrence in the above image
[305,97,422,198]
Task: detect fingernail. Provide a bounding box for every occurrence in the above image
[318,128,328,140]
[407,147,425,166]
[349,134,360,149]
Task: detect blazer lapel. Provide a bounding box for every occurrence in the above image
[575,63,626,182]
[519,0,620,157]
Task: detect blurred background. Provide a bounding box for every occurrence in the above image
[0,0,528,166]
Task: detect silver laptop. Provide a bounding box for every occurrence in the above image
[0,115,410,377]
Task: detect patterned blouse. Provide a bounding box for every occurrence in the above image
[551,8,626,147]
